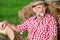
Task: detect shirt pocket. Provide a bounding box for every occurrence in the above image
[40,25,49,39]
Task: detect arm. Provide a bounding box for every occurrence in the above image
[48,17,58,40]
[48,35,57,40]
[17,19,30,34]
[7,23,18,32]
[5,20,29,34]
[0,21,18,32]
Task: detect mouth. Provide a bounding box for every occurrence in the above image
[38,15,41,16]
[39,13,45,16]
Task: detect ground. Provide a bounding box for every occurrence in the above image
[0,0,33,40]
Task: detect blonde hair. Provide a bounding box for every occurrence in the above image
[18,2,35,24]
[47,2,60,34]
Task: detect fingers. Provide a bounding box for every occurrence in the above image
[0,21,7,30]
[2,23,7,29]
[6,26,15,40]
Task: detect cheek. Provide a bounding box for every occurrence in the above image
[33,8,37,12]
[43,8,46,12]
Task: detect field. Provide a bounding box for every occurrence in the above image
[0,0,33,40]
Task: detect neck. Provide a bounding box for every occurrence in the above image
[37,16,43,20]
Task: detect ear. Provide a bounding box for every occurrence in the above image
[45,6,48,10]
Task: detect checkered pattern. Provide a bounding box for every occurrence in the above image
[17,14,58,40]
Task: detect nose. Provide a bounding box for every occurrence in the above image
[39,7,43,12]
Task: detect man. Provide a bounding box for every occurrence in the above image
[18,1,58,40]
[0,0,58,40]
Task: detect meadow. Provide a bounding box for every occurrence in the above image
[0,0,33,40]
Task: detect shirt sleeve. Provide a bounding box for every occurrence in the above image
[49,16,58,37]
[17,17,33,34]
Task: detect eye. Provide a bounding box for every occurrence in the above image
[32,6,36,8]
[42,5,45,7]
[38,7,40,8]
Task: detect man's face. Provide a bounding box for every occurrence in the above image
[32,4,47,17]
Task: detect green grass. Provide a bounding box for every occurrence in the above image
[0,0,33,25]
[0,0,33,39]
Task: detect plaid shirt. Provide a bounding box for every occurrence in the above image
[17,14,58,40]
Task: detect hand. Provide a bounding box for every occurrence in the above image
[0,21,7,30]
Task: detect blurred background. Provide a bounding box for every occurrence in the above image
[0,0,33,40]
[0,0,33,25]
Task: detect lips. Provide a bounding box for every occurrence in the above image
[37,12,45,17]
[39,13,44,16]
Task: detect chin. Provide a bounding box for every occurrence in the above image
[40,13,45,17]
